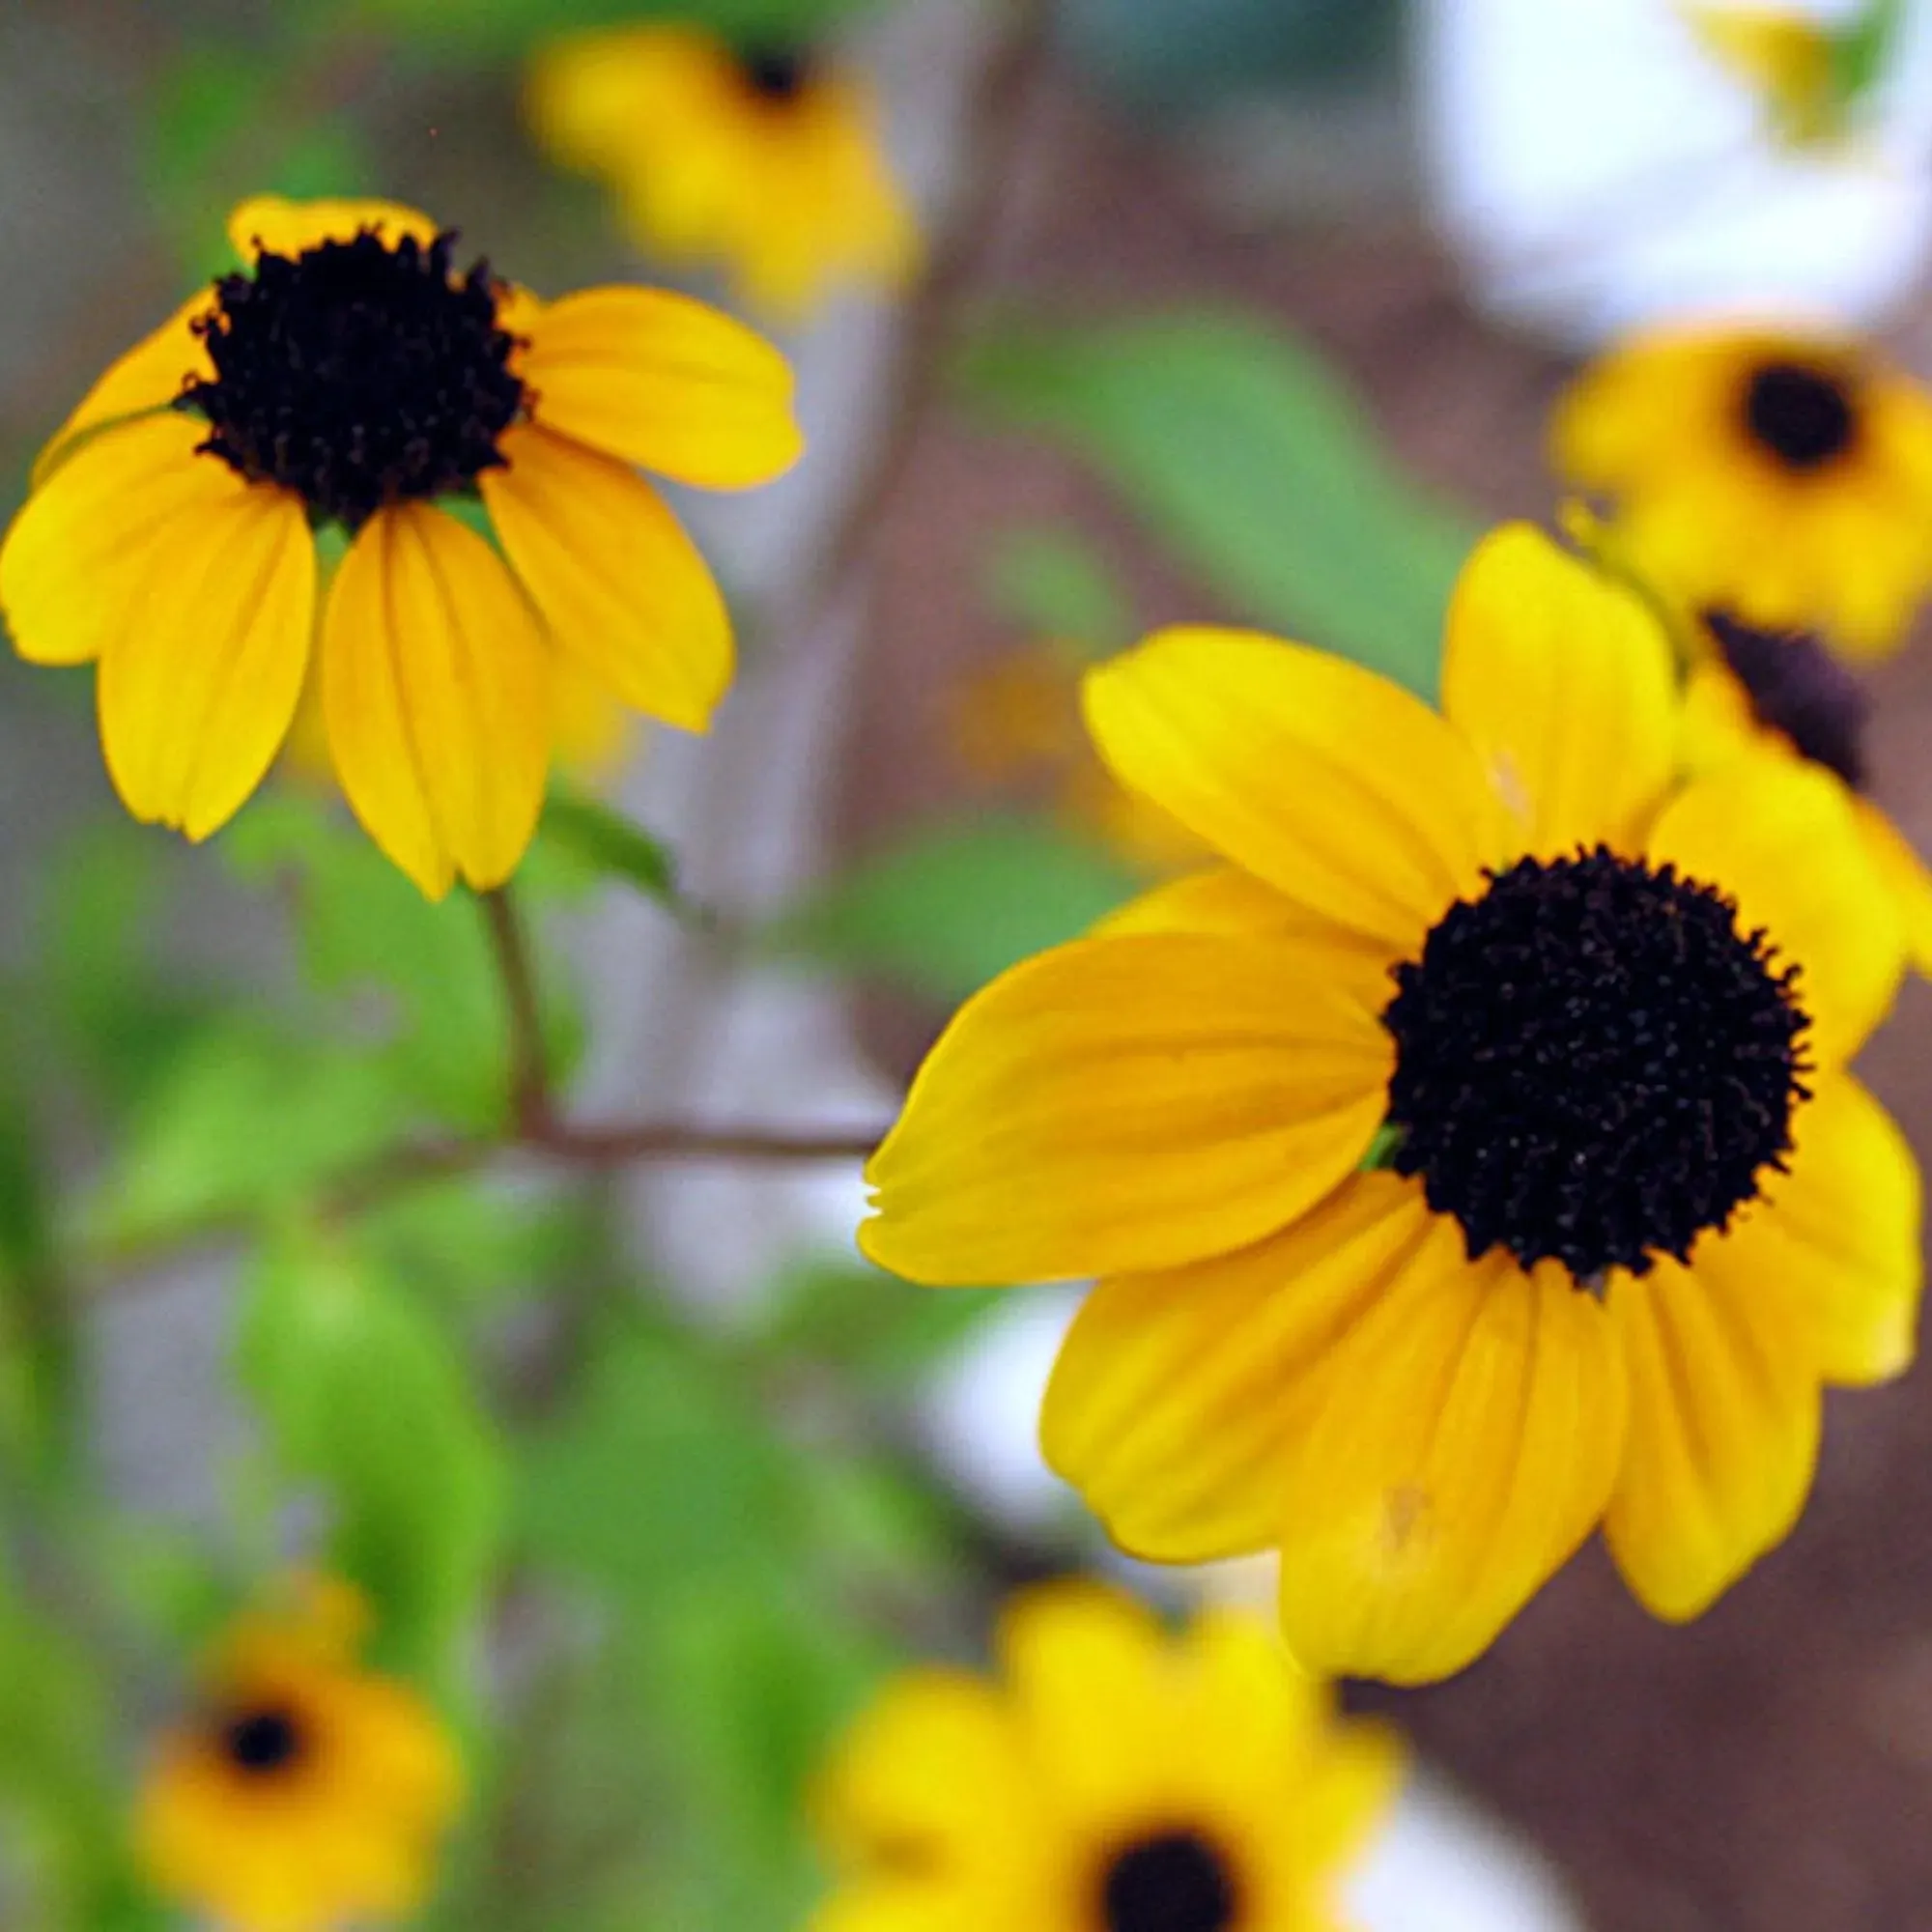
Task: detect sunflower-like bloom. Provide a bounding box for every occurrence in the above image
[0,194,803,897]
[861,525,1922,1685]
[1685,608,1932,974]
[1552,323,1932,660]
[136,1578,460,1932]
[811,1578,1401,1932]
[527,25,919,321]
[952,639,1208,873]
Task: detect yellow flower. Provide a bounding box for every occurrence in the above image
[952,639,1208,873]
[861,525,1922,1685]
[1686,608,1932,974]
[136,1579,461,1932]
[811,1578,1401,1932]
[1680,4,1841,143]
[1552,322,1932,660]
[0,194,803,897]
[527,25,919,321]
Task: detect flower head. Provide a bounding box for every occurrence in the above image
[811,1579,1401,1932]
[136,1578,461,1932]
[1552,322,1932,659]
[527,24,919,320]
[860,525,1922,1684]
[0,194,803,896]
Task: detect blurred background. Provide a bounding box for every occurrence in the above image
[8,0,1932,1926]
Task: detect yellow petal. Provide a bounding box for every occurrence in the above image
[1041,1175,1440,1562]
[1716,1075,1921,1386]
[1644,755,1905,1065]
[321,504,552,898]
[1094,865,1387,968]
[33,292,216,483]
[2,413,237,667]
[522,286,803,488]
[1853,793,1932,977]
[481,423,731,731]
[98,478,315,838]
[1678,660,1766,773]
[1440,523,1678,854]
[1605,1248,1821,1621]
[859,931,1394,1286]
[1083,627,1513,953]
[1274,1215,1627,1685]
[226,195,439,261]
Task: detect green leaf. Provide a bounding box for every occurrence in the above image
[225,791,582,1130]
[769,811,1141,1001]
[1830,0,1909,106]
[366,0,883,61]
[753,1254,1000,1386]
[982,527,1135,649]
[539,787,680,907]
[238,1226,506,1698]
[958,311,1478,696]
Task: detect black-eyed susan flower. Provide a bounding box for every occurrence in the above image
[136,1578,460,1932]
[860,524,1922,1685]
[811,1578,1401,1932]
[0,194,802,897]
[527,24,919,321]
[952,638,1208,874]
[1686,608,1932,974]
[1552,322,1932,659]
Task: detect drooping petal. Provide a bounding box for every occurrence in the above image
[33,292,216,482]
[1083,628,1514,953]
[1273,1222,1627,1685]
[98,473,315,838]
[1644,754,1905,1066]
[1712,1075,1920,1387]
[2,413,236,667]
[481,422,731,731]
[321,503,552,899]
[1041,1175,1439,1562]
[1604,1250,1822,1622]
[521,286,803,487]
[859,931,1394,1286]
[1439,523,1678,855]
[225,195,439,262]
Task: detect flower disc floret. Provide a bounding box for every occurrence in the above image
[1742,358,1858,470]
[220,1705,305,1776]
[182,228,526,527]
[1100,1828,1241,1932]
[1383,845,1810,1280]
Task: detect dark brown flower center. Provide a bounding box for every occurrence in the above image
[180,226,526,528]
[1099,1828,1240,1932]
[1382,847,1810,1283]
[1742,358,1858,470]
[738,45,813,101]
[219,1703,306,1776]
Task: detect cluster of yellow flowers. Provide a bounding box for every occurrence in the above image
[7,13,1932,1927]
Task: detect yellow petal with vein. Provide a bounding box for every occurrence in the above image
[98,475,314,838]
[321,504,551,899]
[482,423,730,731]
[522,286,803,487]
[1440,523,1677,854]
[1084,628,1512,953]
[1042,1174,1438,1562]
[1605,1248,1821,1621]
[860,931,1393,1286]
[1274,1208,1626,1684]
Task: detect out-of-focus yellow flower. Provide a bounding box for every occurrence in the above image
[810,1578,1402,1932]
[1681,4,1841,143]
[1686,608,1932,972]
[136,1579,461,1932]
[0,194,802,898]
[862,526,1922,1684]
[1552,322,1932,660]
[952,640,1208,873]
[527,24,919,321]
